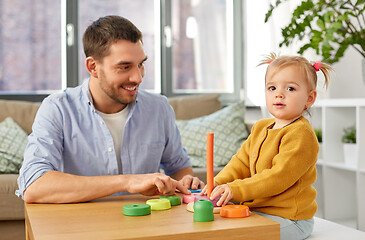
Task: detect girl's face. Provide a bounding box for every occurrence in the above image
[265,65,317,129]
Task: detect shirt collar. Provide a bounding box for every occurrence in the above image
[81,79,95,111]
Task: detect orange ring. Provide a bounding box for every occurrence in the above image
[220,205,250,218]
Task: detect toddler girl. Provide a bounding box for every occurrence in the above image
[205,53,332,240]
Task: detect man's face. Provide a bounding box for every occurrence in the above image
[94,40,147,112]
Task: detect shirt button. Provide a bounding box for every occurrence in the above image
[108,147,113,152]
[100,121,104,125]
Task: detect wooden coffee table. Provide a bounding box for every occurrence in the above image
[25,194,280,240]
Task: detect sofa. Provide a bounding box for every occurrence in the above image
[1,93,246,240]
[0,100,41,240]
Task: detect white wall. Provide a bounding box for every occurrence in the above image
[330,48,365,98]
[244,0,365,106]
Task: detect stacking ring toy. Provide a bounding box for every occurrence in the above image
[123,203,151,216]
[220,205,250,218]
[194,195,220,207]
[160,195,181,206]
[189,189,202,193]
[193,199,214,222]
[146,199,171,210]
[183,193,199,204]
[186,202,221,214]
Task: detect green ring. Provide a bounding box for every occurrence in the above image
[123,203,151,216]
[160,195,181,206]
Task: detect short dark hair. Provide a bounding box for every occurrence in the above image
[82,15,143,61]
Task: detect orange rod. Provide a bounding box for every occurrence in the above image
[207,133,214,198]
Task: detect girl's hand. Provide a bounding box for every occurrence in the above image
[210,184,233,206]
[200,181,218,195]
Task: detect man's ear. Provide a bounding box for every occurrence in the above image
[306,90,317,109]
[85,56,98,78]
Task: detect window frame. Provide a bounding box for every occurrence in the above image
[161,0,243,104]
[0,0,243,104]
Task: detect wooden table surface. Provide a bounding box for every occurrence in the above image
[25,194,280,240]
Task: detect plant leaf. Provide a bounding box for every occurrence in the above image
[317,18,326,30]
[355,0,365,6]
[264,0,286,22]
[264,0,365,64]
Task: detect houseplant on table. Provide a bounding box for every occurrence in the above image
[342,125,357,167]
[264,0,365,65]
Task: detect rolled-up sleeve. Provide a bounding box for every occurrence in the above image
[16,98,64,199]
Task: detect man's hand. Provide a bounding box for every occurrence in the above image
[127,173,190,196]
[170,167,205,190]
[178,175,205,190]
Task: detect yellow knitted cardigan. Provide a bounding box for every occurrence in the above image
[214,116,318,220]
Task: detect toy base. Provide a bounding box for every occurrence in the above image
[186,202,221,214]
[194,195,220,207]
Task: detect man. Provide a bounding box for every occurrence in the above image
[16,15,204,203]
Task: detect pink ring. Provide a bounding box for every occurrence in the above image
[183,193,199,204]
[194,195,220,207]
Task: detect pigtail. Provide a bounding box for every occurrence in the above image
[258,52,334,90]
[313,61,333,89]
[257,52,278,66]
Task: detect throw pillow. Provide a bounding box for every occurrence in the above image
[0,117,28,173]
[176,101,249,167]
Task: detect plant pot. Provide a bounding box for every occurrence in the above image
[343,143,358,167]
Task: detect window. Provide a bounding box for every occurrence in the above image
[163,0,242,102]
[171,0,231,93]
[0,0,242,103]
[0,0,62,95]
[78,0,158,92]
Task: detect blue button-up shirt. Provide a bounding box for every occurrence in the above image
[16,80,191,198]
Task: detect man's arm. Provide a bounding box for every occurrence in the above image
[23,171,189,203]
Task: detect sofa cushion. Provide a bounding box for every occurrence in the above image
[168,94,222,120]
[0,100,40,135]
[176,101,248,167]
[0,118,28,174]
[192,167,224,183]
[0,174,24,220]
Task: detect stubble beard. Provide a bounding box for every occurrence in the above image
[99,70,138,106]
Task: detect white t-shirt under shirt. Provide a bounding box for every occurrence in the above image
[97,105,130,174]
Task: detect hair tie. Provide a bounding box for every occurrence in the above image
[313,61,322,72]
[266,59,273,64]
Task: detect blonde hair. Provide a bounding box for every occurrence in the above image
[258,53,333,90]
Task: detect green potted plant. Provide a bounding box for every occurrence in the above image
[314,128,323,159]
[265,0,365,64]
[342,125,357,167]
[314,128,322,143]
